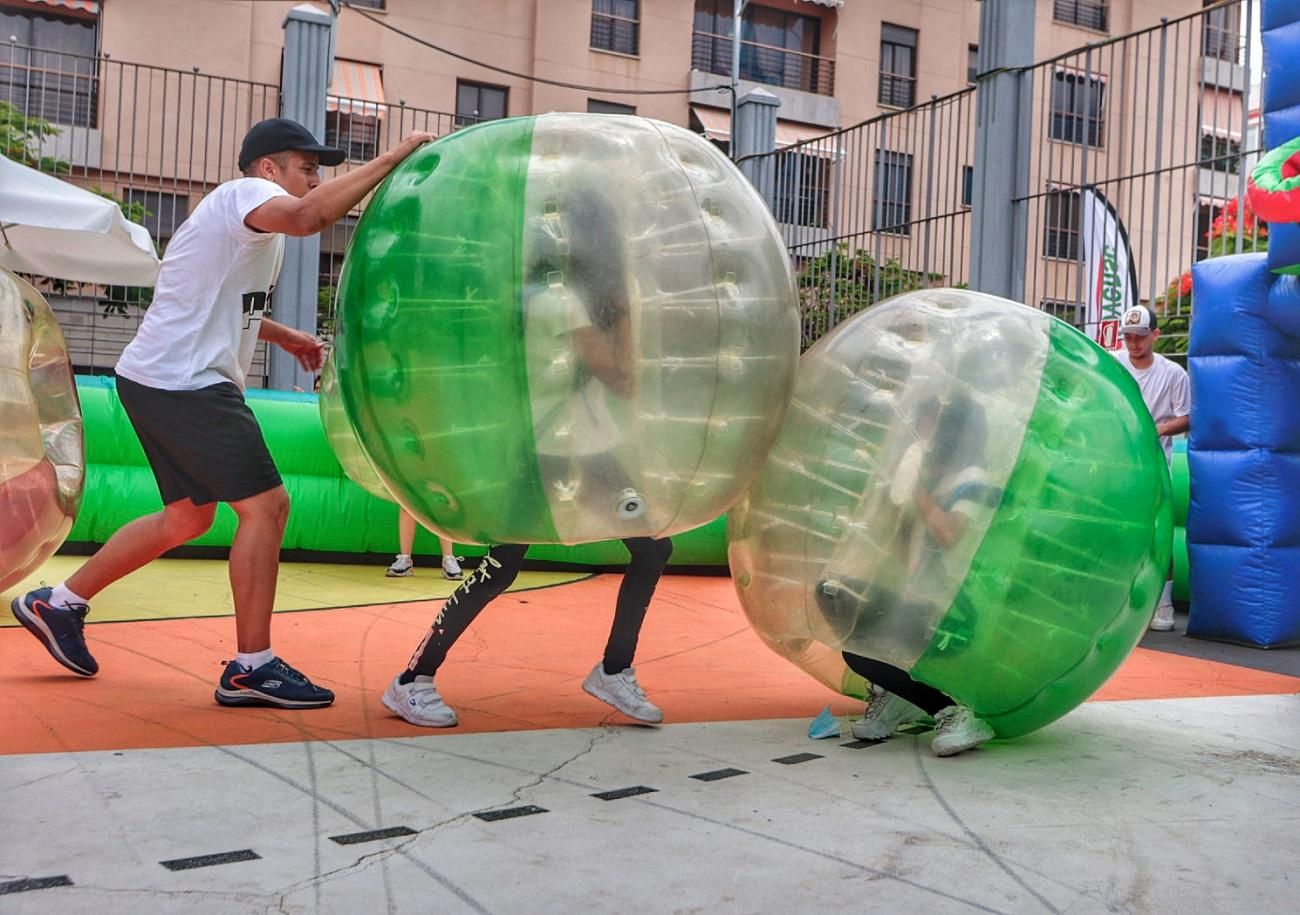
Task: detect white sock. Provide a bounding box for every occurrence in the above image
[395,553,411,563]
[1160,581,1174,606]
[236,648,275,672]
[49,583,90,610]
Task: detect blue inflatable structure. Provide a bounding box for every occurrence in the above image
[1186,0,1300,647]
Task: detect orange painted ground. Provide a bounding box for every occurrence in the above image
[2,575,1296,757]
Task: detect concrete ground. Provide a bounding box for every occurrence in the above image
[2,563,1297,914]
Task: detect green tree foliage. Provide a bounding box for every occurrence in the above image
[0,100,68,173]
[797,243,945,348]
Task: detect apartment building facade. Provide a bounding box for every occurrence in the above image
[1,0,1238,373]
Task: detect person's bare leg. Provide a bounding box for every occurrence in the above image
[438,536,454,558]
[66,499,216,599]
[228,486,290,653]
[398,509,417,555]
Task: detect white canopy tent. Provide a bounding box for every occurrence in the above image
[0,153,161,287]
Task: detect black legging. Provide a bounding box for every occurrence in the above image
[842,652,953,716]
[402,537,673,682]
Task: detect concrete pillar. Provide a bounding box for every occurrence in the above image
[969,0,1035,301]
[269,3,334,391]
[734,87,779,202]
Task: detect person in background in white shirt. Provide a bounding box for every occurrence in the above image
[1112,304,1191,632]
[11,118,434,709]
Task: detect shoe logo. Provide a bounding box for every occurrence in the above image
[263,679,282,689]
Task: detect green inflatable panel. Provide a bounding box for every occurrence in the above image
[729,289,1172,739]
[65,375,727,566]
[333,113,800,547]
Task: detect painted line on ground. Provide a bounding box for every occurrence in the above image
[329,826,419,845]
[0,876,73,895]
[159,849,261,871]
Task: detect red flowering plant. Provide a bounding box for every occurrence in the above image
[1154,196,1269,360]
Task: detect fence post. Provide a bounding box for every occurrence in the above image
[734,87,779,201]
[970,0,1035,301]
[270,3,334,391]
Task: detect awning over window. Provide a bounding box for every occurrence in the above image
[20,0,99,13]
[690,107,839,157]
[328,60,385,118]
[795,0,845,8]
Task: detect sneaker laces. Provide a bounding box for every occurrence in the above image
[266,658,309,685]
[861,686,893,722]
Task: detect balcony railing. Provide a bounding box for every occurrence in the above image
[691,31,834,97]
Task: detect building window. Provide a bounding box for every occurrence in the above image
[873,149,913,235]
[1199,133,1241,174]
[1202,0,1240,63]
[1195,201,1220,262]
[591,1,639,56]
[1053,1,1108,32]
[1040,299,1086,330]
[691,1,830,96]
[773,152,831,228]
[455,80,507,127]
[1050,70,1105,147]
[879,24,917,108]
[122,189,190,247]
[1043,190,1081,260]
[961,165,974,208]
[587,98,636,115]
[325,111,380,162]
[967,45,979,85]
[0,4,98,128]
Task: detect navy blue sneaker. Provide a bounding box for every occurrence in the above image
[11,587,98,677]
[215,657,334,709]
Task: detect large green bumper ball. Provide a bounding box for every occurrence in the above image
[334,114,799,545]
[728,289,1172,738]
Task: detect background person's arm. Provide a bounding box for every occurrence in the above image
[245,132,435,237]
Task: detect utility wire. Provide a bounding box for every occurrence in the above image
[338,0,733,99]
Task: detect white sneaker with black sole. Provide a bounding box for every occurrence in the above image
[441,556,463,580]
[382,674,458,727]
[386,555,414,578]
[581,664,663,723]
[1149,602,1176,631]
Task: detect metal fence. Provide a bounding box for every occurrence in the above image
[751,87,977,346]
[3,41,280,378]
[1018,0,1259,352]
[2,40,462,381]
[751,0,1259,355]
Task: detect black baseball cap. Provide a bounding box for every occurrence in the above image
[238,117,346,172]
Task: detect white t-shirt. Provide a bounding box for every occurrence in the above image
[116,178,289,391]
[1113,349,1190,460]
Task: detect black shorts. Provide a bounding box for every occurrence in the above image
[116,376,282,506]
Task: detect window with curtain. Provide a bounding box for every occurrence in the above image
[0,5,98,129]
[1053,1,1108,32]
[591,1,640,55]
[1050,69,1106,147]
[879,24,917,109]
[455,80,508,127]
[873,149,913,235]
[1043,190,1081,260]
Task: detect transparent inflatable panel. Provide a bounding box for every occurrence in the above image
[0,268,84,592]
[731,289,1051,669]
[318,350,392,502]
